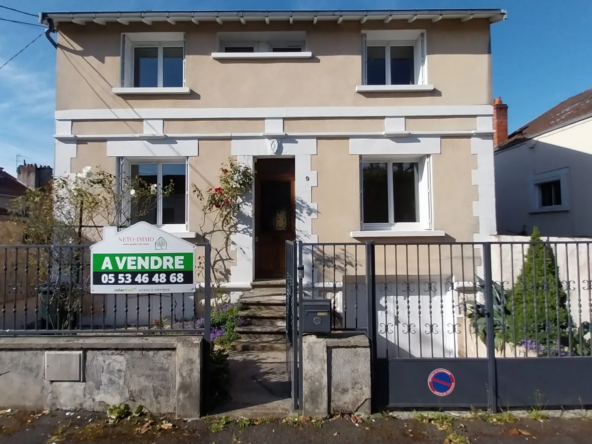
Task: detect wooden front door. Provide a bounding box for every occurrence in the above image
[255,158,295,279]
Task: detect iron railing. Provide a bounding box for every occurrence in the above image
[296,241,592,360]
[0,244,211,336]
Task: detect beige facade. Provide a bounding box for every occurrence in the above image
[51,11,499,287]
[55,20,492,111]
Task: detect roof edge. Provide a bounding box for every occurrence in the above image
[40,9,507,25]
[496,110,592,153]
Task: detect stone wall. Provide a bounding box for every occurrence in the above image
[302,334,371,417]
[0,336,203,418]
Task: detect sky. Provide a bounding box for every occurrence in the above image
[0,0,591,176]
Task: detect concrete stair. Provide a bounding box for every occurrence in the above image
[233,285,287,352]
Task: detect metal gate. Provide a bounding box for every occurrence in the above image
[291,240,592,412]
[285,241,303,410]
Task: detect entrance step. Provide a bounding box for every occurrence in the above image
[231,337,286,352]
[251,279,286,289]
[235,285,287,352]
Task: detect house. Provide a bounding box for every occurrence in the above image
[0,167,28,215]
[494,89,592,237]
[41,8,504,291]
[16,163,53,189]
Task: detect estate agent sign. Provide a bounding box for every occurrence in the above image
[90,222,196,294]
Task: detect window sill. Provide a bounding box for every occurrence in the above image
[165,231,197,239]
[355,84,435,93]
[529,206,570,214]
[351,229,446,238]
[112,87,191,95]
[211,51,313,60]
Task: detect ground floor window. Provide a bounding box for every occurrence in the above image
[361,156,431,230]
[530,167,570,213]
[127,161,187,230]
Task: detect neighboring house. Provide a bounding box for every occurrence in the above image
[0,167,29,215]
[495,89,592,237]
[41,8,504,288]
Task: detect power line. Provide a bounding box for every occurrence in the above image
[0,33,44,72]
[0,16,45,28]
[0,5,37,18]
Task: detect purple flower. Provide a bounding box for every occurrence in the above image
[210,326,225,341]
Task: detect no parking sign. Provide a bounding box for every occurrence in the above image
[428,368,455,397]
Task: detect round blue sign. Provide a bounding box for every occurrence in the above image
[428,368,455,396]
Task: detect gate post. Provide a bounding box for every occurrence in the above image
[365,241,378,412]
[297,241,304,411]
[201,243,212,415]
[482,242,498,412]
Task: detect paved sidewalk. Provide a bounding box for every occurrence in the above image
[212,350,292,418]
[2,409,592,444]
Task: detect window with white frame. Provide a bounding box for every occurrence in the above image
[530,168,570,212]
[121,33,185,88]
[126,161,188,230]
[363,30,426,86]
[361,157,431,230]
[219,31,305,53]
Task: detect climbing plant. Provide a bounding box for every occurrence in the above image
[191,158,254,284]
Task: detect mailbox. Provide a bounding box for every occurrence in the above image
[302,299,332,334]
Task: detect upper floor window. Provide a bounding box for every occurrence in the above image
[362,30,426,86]
[121,33,185,89]
[214,31,309,58]
[361,156,431,231]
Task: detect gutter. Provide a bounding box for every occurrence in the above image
[39,13,57,48]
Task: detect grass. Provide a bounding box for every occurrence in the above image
[413,412,454,431]
[528,408,550,422]
[209,416,232,432]
[469,408,519,424]
[445,430,470,444]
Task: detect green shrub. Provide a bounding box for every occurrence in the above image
[209,347,231,406]
[507,227,568,344]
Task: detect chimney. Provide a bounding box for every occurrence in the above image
[493,97,508,146]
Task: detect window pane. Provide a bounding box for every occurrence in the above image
[163,47,184,87]
[392,163,418,223]
[224,46,255,53]
[362,163,389,223]
[366,46,386,85]
[162,164,186,225]
[131,164,158,224]
[539,180,562,207]
[133,47,158,87]
[390,46,415,85]
[272,47,302,52]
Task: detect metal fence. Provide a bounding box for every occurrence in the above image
[291,240,592,410]
[0,244,211,336]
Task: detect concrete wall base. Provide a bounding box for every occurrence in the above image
[0,336,203,418]
[302,334,371,417]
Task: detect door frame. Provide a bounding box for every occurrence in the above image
[253,157,296,280]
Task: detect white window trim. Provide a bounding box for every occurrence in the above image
[215,31,308,59]
[113,87,191,95]
[120,33,186,91]
[211,51,312,60]
[123,158,189,232]
[361,30,427,88]
[529,168,570,213]
[355,84,434,93]
[360,155,432,232]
